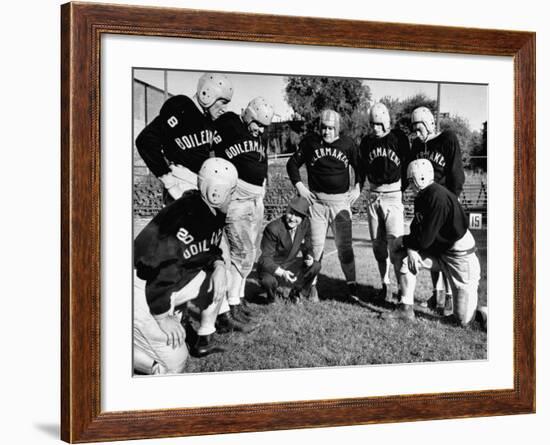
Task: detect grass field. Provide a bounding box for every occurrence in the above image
[133,218,487,373]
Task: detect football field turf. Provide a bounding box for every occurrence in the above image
[134,217,487,373]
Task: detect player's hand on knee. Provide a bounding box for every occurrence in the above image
[209,261,228,304]
[295,182,315,205]
[407,249,421,274]
[303,254,314,268]
[157,315,186,349]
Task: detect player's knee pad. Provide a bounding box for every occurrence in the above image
[389,250,400,267]
[334,210,352,237]
[337,245,355,265]
[389,247,404,269]
[334,213,353,258]
[372,239,389,262]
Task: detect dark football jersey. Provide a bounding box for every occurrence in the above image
[403,183,468,253]
[134,190,225,315]
[211,112,268,186]
[287,133,359,194]
[409,130,465,196]
[135,95,215,177]
[358,129,410,187]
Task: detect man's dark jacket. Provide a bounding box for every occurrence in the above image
[257,216,313,275]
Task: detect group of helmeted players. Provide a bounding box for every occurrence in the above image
[133,72,487,375]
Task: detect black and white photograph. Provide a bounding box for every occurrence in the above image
[4,0,546,442]
[132,68,488,376]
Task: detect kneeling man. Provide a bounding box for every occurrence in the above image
[133,158,238,375]
[387,159,485,327]
[257,196,321,302]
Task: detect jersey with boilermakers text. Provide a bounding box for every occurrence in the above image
[403,183,469,254]
[358,129,410,187]
[135,95,214,178]
[287,133,359,194]
[211,112,267,186]
[134,190,225,315]
[409,130,465,196]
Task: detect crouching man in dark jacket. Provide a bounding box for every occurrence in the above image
[257,196,321,303]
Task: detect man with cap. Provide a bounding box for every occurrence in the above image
[286,109,361,301]
[257,196,321,303]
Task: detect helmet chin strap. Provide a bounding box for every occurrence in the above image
[201,195,218,215]
[378,128,390,138]
[323,134,339,144]
[193,94,212,118]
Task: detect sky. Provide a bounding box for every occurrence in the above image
[134,68,487,131]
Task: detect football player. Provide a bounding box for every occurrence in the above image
[211,97,275,321]
[408,106,466,312]
[286,109,361,301]
[135,72,234,204]
[386,159,485,329]
[133,158,243,375]
[358,102,409,303]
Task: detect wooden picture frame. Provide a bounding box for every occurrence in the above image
[61,2,535,442]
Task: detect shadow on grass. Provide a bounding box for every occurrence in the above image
[315,274,394,312]
[246,270,395,312]
[243,271,267,304]
[189,266,484,331]
[412,306,447,323]
[244,270,380,305]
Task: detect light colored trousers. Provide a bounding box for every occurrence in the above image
[309,192,355,283]
[133,270,224,375]
[397,230,480,325]
[224,180,265,303]
[366,189,404,284]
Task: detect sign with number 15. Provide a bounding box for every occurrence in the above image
[469,213,483,230]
